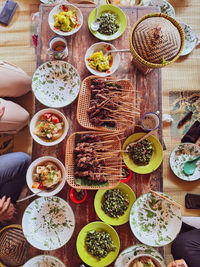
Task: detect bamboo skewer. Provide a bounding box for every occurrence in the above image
[149,190,182,209]
[98,78,131,83]
[96,156,113,161]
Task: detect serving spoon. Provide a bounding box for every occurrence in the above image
[125,130,157,151]
[90,0,101,31]
[16,181,60,203]
[183,155,200,175]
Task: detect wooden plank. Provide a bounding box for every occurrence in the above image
[31,4,163,266]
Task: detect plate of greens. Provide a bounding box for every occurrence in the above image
[94,183,136,225]
[22,196,75,250]
[114,244,165,267]
[147,0,175,18]
[76,221,120,267]
[32,61,81,108]
[122,133,163,174]
[170,143,200,181]
[129,192,182,247]
[180,22,196,56]
[24,255,65,267]
[88,4,127,41]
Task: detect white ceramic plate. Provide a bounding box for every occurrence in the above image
[32,61,81,108]
[26,156,66,197]
[85,42,120,77]
[170,143,200,181]
[24,255,65,267]
[180,22,196,56]
[30,108,69,146]
[148,0,175,18]
[22,196,75,250]
[114,244,165,267]
[48,3,83,36]
[129,192,182,247]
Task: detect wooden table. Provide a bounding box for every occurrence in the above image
[30,4,162,266]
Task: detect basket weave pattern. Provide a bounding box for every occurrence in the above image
[132,17,181,64]
[0,225,27,267]
[77,76,136,131]
[129,13,185,73]
[65,131,122,190]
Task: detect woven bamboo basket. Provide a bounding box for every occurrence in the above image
[65,131,122,190]
[77,76,136,132]
[129,13,185,74]
[0,225,28,267]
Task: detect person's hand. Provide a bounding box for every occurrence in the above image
[0,196,17,222]
[0,104,5,119]
[167,259,188,267]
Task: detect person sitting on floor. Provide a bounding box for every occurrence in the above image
[167,259,188,267]
[170,222,200,267]
[0,152,31,223]
[0,60,31,134]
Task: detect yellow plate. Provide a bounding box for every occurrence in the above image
[122,133,163,174]
[76,221,120,267]
[94,183,136,226]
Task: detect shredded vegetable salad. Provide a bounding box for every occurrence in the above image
[54,5,79,32]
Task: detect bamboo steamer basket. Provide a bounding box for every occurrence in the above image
[129,13,184,74]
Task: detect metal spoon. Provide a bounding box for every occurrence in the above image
[16,181,61,203]
[183,155,200,175]
[90,0,101,31]
[107,49,131,53]
[16,190,43,203]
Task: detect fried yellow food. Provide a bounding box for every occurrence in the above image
[88,51,113,72]
[54,9,79,32]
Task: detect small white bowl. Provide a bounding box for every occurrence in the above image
[30,108,69,146]
[26,156,66,197]
[85,42,120,77]
[48,3,83,36]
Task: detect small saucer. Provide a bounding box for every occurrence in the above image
[180,22,196,56]
[70,188,87,204]
[121,166,133,183]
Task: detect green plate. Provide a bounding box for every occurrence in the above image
[94,183,136,226]
[122,133,163,174]
[76,221,120,267]
[88,4,127,41]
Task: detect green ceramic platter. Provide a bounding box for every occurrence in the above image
[122,133,163,174]
[76,221,120,267]
[94,183,136,226]
[88,4,127,41]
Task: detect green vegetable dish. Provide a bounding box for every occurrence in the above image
[128,139,154,165]
[85,230,116,260]
[102,189,129,218]
[97,11,119,35]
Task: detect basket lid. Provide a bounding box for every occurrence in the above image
[132,16,182,64]
[0,225,28,267]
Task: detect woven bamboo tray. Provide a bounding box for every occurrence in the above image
[65,131,122,190]
[77,76,136,132]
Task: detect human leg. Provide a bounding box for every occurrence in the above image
[0,152,31,202]
[171,228,200,267]
[0,98,29,134]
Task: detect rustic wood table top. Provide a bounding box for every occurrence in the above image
[30,4,163,266]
